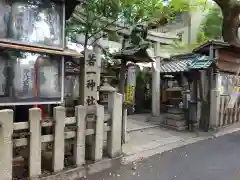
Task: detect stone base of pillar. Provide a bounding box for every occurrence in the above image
[147,115,164,123]
[161,119,187,131]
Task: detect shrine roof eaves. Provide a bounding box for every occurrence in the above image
[192,40,230,54]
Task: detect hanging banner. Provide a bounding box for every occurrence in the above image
[125,65,136,105]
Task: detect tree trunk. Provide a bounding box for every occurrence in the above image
[214,0,240,47]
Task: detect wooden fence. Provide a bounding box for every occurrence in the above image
[217,95,240,126]
[0,93,123,180]
[210,90,240,128]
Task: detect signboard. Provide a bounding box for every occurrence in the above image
[65,61,80,74]
[0,50,63,106]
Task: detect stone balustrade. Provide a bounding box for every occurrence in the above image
[0,93,122,180]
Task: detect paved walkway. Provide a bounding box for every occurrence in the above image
[85,131,240,180]
[123,114,199,163]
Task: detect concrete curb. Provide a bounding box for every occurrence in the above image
[127,125,160,133]
[33,156,122,180]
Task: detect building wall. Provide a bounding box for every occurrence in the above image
[157,10,204,44]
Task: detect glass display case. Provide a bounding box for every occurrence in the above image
[0,49,63,105]
[0,0,64,49]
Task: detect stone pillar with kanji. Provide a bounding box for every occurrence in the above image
[80,49,98,106]
[79,49,103,161]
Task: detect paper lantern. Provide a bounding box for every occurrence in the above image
[37,57,61,98]
[0,54,8,96]
[13,57,35,99]
[0,1,10,38]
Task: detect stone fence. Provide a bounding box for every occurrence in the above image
[0,93,123,180]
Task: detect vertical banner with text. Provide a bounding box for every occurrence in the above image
[125,65,136,105]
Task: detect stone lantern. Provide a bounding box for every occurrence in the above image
[99,77,117,110]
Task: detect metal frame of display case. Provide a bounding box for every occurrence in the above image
[0,0,66,51]
[0,0,82,106]
[0,50,66,106]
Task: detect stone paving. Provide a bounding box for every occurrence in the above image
[126,114,160,131]
[123,114,199,163]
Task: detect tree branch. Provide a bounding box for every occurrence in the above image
[88,18,119,39]
[89,34,105,46]
[213,0,229,10]
[72,13,87,24]
[89,26,124,46]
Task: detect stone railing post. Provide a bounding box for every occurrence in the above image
[74,105,86,166]
[210,90,220,128]
[107,93,123,157]
[0,109,13,180]
[91,105,104,161]
[29,108,42,177]
[53,106,65,172]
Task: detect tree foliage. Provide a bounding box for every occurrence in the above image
[66,0,193,45]
[197,4,223,42]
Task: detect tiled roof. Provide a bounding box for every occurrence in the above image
[160,55,214,73]
[160,59,193,73]
[188,56,214,69]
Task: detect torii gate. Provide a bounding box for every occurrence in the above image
[74,14,178,117]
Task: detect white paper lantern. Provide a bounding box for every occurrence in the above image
[0,55,7,96]
[38,58,61,98]
[72,76,79,99]
[10,2,34,42]
[0,2,10,38]
[13,59,35,99]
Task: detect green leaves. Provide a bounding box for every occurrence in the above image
[66,0,198,45]
[198,3,223,41]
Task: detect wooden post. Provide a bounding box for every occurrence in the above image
[107,93,123,157]
[119,60,127,145]
[74,105,86,166]
[122,108,128,143]
[53,106,65,172]
[92,105,104,161]
[29,108,42,177]
[0,109,13,180]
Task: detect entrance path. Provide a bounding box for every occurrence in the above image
[86,131,240,180]
[123,114,201,163]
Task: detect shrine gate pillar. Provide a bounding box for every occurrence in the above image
[152,42,160,117]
